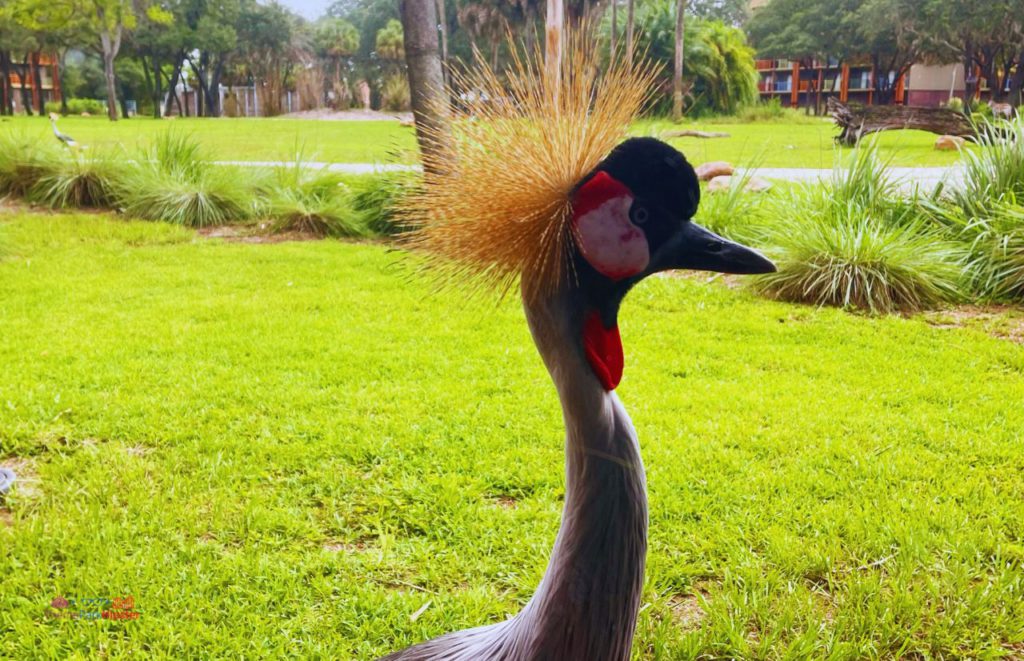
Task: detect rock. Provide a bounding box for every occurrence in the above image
[707,175,773,193]
[695,161,734,181]
[935,135,966,151]
[745,176,773,193]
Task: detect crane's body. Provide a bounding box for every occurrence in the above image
[386,37,775,660]
[384,285,648,660]
[48,113,78,149]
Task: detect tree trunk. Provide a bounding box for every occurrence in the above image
[99,30,122,121]
[672,0,685,121]
[31,53,44,113]
[19,53,32,116]
[829,98,975,146]
[209,59,224,117]
[59,50,69,115]
[0,52,11,115]
[610,0,617,57]
[545,0,564,91]
[153,56,162,118]
[435,0,448,86]
[1009,48,1024,109]
[815,67,823,115]
[164,58,182,117]
[399,0,450,171]
[625,0,635,64]
[963,40,977,112]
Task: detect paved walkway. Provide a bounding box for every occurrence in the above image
[215,161,965,190]
[743,166,964,191]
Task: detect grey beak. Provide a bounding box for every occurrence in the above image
[661,221,776,275]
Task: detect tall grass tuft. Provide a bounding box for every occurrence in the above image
[929,119,1024,299]
[695,166,769,246]
[0,132,62,198]
[350,173,415,236]
[30,151,125,209]
[755,149,965,314]
[259,156,366,237]
[117,132,252,227]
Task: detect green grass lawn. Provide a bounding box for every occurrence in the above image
[1,212,1023,659]
[1,114,968,169]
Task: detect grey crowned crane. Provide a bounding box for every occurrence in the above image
[48,113,79,149]
[385,36,775,661]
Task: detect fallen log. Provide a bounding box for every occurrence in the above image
[828,98,975,146]
[661,129,731,139]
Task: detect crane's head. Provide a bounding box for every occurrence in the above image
[48,112,60,122]
[568,137,775,390]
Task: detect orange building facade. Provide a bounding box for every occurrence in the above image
[755,58,905,108]
[3,53,62,113]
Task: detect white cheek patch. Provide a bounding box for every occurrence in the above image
[573,196,650,280]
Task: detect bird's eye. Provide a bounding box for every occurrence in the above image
[631,206,649,225]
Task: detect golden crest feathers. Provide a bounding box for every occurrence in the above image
[398,32,660,302]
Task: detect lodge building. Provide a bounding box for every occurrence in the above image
[2,53,62,113]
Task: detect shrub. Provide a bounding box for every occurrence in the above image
[118,165,252,228]
[754,149,965,314]
[695,168,769,246]
[350,173,415,236]
[117,133,252,227]
[44,98,107,115]
[381,74,410,112]
[265,185,365,237]
[30,152,125,208]
[257,158,365,236]
[927,118,1024,299]
[0,132,62,198]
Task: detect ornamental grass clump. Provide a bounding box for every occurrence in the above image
[117,132,252,227]
[30,151,125,209]
[754,149,965,314]
[260,158,366,237]
[350,173,416,236]
[0,131,61,198]
[928,118,1024,300]
[694,167,769,246]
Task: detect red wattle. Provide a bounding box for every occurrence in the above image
[582,311,624,391]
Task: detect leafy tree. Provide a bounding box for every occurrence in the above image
[315,17,360,80]
[689,0,749,25]
[233,0,305,115]
[627,2,758,115]
[0,2,39,115]
[77,0,172,120]
[375,18,404,61]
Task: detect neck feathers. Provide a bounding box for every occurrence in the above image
[511,286,648,660]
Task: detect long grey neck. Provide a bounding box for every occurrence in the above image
[379,286,649,661]
[508,285,649,660]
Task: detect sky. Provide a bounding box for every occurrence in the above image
[278,0,332,20]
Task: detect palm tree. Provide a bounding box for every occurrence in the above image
[672,0,686,121]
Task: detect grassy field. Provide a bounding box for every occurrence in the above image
[1,114,968,169]
[1,211,1022,658]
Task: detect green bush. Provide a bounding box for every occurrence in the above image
[350,173,415,236]
[754,149,965,314]
[695,168,769,246]
[0,132,62,198]
[116,133,252,227]
[380,74,410,112]
[259,160,366,236]
[44,98,107,115]
[926,118,1024,299]
[30,152,125,208]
